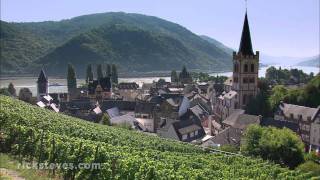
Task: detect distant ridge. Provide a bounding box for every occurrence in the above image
[1,12,232,76]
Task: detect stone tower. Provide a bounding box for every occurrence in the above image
[37,69,48,100]
[232,12,259,109]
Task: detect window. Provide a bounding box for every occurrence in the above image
[243,78,247,83]
[251,64,255,72]
[195,130,198,136]
[244,64,248,72]
[249,77,255,83]
[290,113,294,119]
[190,132,195,138]
[182,134,188,140]
[234,77,238,83]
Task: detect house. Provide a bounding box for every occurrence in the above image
[135,101,157,132]
[158,111,206,142]
[260,118,299,133]
[116,82,140,101]
[223,111,260,130]
[202,127,242,148]
[274,103,319,147]
[310,108,320,151]
[88,77,112,101]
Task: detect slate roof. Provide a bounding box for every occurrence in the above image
[278,103,318,121]
[223,110,260,130]
[171,117,205,142]
[260,118,299,133]
[135,101,156,114]
[210,127,242,146]
[101,100,136,111]
[239,12,254,56]
[37,69,48,83]
[117,82,139,90]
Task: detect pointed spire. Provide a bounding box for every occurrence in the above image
[238,11,254,56]
[37,68,48,83]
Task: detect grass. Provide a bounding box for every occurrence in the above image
[0,153,60,180]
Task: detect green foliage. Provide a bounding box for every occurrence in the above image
[179,66,192,84]
[241,125,305,169]
[296,161,320,177]
[266,66,314,85]
[67,63,77,91]
[18,88,32,103]
[0,88,11,96]
[96,64,103,80]
[85,64,93,83]
[101,114,111,126]
[111,64,118,84]
[7,83,16,96]
[170,70,178,83]
[1,12,232,76]
[0,95,314,179]
[114,122,132,130]
[245,78,272,117]
[219,145,239,153]
[192,72,228,83]
[269,76,320,109]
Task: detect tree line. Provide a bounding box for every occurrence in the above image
[67,63,118,91]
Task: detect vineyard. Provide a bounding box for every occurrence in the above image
[0,95,315,179]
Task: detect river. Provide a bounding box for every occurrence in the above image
[0,65,319,96]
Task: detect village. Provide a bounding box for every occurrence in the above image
[26,11,320,154]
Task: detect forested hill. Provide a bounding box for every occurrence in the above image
[0,12,232,76]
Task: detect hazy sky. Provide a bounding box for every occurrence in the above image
[1,0,319,57]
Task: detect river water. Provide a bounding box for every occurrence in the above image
[1,65,319,96]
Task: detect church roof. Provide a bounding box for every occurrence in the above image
[37,69,48,83]
[238,12,254,56]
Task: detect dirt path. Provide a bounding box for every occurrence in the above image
[0,168,25,180]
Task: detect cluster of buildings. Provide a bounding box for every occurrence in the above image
[34,11,319,153]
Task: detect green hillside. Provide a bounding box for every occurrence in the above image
[0,95,313,179]
[1,12,232,76]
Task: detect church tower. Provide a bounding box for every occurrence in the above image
[232,11,259,109]
[37,69,48,100]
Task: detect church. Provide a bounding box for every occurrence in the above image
[211,11,260,121]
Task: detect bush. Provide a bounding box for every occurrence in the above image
[296,161,320,177]
[241,125,305,169]
[219,145,239,153]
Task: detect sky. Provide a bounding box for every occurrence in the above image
[1,0,319,57]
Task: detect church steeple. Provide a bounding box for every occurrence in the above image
[238,12,254,56]
[37,69,48,83]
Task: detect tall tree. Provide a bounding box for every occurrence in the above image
[86,64,94,83]
[18,88,33,103]
[106,64,111,77]
[171,70,178,83]
[67,63,77,92]
[111,64,118,84]
[179,66,192,83]
[97,64,103,80]
[8,82,16,96]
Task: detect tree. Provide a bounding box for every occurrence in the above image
[67,63,77,92]
[106,64,111,77]
[241,125,305,169]
[171,70,178,83]
[101,113,111,125]
[0,88,11,96]
[7,83,16,96]
[97,64,103,80]
[296,161,320,177]
[18,88,33,103]
[86,64,93,83]
[111,64,118,84]
[179,66,192,84]
[269,85,288,110]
